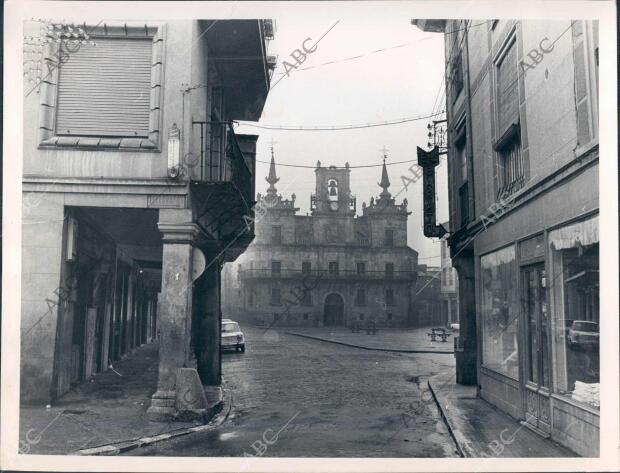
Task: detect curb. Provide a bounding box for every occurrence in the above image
[284,331,454,354]
[75,388,233,456]
[427,376,467,458]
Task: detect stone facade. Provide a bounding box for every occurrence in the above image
[222,154,434,328]
[414,19,599,456]
[21,19,273,417]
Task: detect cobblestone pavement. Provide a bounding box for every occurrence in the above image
[128,326,459,457]
[283,325,456,352]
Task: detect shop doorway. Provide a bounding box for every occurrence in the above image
[324,293,344,326]
[521,263,551,436]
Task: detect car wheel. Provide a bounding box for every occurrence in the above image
[240,345,245,353]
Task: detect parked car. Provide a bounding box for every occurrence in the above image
[221,320,245,352]
[567,321,599,348]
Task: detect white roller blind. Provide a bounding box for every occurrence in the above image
[56,37,152,137]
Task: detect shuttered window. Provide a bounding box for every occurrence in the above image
[55,37,152,137]
[496,38,518,134]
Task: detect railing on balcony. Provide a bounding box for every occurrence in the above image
[239,268,416,280]
[192,120,253,208]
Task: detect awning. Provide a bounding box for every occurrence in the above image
[550,215,599,250]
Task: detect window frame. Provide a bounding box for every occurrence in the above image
[38,23,164,151]
[355,288,366,307]
[270,287,281,306]
[492,29,525,199]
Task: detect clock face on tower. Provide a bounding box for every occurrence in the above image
[330,201,339,211]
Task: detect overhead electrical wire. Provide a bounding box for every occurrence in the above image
[271,20,492,79]
[244,20,484,133]
[239,110,445,131]
[255,158,419,169]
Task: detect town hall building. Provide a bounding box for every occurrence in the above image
[222,152,434,328]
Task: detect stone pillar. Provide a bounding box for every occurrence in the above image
[147,209,207,421]
[453,252,477,386]
[194,249,222,396]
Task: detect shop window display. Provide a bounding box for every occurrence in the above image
[550,216,599,409]
[481,245,519,379]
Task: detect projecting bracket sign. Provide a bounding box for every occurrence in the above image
[417,146,447,239]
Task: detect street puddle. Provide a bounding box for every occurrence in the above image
[218,432,240,441]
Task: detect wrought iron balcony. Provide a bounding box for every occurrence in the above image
[191,121,253,206]
[239,268,416,281]
[190,121,256,261]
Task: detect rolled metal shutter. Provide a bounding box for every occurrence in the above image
[55,37,152,137]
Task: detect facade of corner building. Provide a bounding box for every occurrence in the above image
[413,19,599,456]
[21,19,274,419]
[221,154,444,329]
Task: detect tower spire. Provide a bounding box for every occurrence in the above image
[266,142,279,196]
[378,147,391,198]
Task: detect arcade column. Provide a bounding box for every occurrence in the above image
[453,251,477,386]
[147,209,208,421]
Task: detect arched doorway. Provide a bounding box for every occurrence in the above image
[324,293,345,326]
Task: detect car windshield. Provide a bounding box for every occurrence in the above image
[572,322,598,332]
[222,322,240,333]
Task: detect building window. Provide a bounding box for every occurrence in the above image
[52,38,153,138]
[385,263,394,279]
[459,182,470,228]
[571,21,599,150]
[494,35,524,197]
[457,138,467,184]
[450,52,464,101]
[303,313,309,321]
[356,262,366,275]
[387,313,393,321]
[480,246,519,379]
[272,226,282,244]
[384,229,394,247]
[454,127,470,227]
[248,290,254,306]
[386,289,395,306]
[355,289,366,306]
[39,27,163,149]
[271,261,281,275]
[549,216,599,410]
[359,313,365,321]
[302,261,311,274]
[56,38,152,137]
[328,261,339,275]
[270,288,281,305]
[495,127,524,198]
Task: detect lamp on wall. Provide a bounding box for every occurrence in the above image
[167,123,181,178]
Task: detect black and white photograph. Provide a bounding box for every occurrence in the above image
[2,1,618,472]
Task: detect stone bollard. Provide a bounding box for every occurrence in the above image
[175,368,209,421]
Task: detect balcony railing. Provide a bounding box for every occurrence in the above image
[239,268,416,280]
[192,120,253,207]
